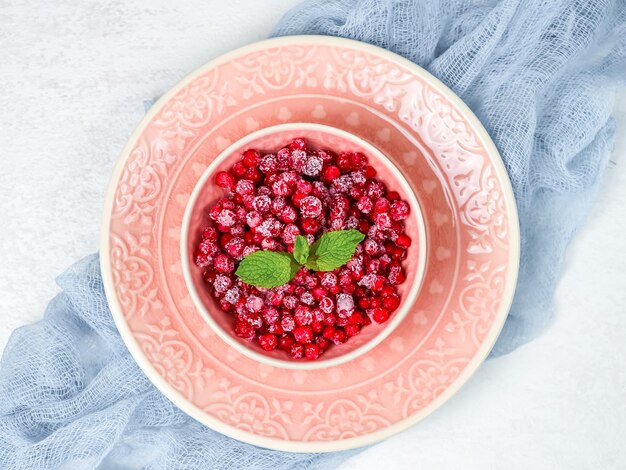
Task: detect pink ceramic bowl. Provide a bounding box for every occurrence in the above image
[181,123,426,370]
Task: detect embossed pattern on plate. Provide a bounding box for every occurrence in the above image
[101,36,519,452]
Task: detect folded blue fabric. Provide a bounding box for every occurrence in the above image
[1,0,624,468]
[272,0,625,355]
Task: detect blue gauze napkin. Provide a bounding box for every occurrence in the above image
[1,0,625,468]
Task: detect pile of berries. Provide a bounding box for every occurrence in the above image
[195,138,411,360]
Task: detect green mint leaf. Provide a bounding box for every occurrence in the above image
[305,229,365,272]
[235,250,299,288]
[309,236,321,256]
[288,256,301,279]
[293,235,309,265]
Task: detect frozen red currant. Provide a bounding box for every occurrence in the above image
[304,343,320,360]
[293,325,313,344]
[390,200,410,220]
[323,165,340,181]
[299,196,322,218]
[371,308,390,324]
[278,334,295,351]
[242,149,260,167]
[232,161,247,177]
[395,233,412,248]
[290,137,307,151]
[214,254,234,273]
[235,179,255,195]
[281,314,295,332]
[258,333,277,351]
[294,305,313,326]
[345,324,360,337]
[234,320,255,340]
[382,294,400,311]
[290,343,304,359]
[215,171,235,190]
[301,218,320,234]
[331,329,347,345]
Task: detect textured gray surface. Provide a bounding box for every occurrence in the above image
[0,1,625,468]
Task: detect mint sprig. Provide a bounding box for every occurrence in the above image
[235,230,365,288]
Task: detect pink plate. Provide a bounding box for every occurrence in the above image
[101,36,519,452]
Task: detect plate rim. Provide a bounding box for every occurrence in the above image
[100,34,520,453]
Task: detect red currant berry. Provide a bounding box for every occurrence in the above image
[305,344,320,360]
[323,165,340,181]
[371,308,390,324]
[242,149,260,167]
[258,333,277,351]
[215,171,236,190]
[382,295,400,311]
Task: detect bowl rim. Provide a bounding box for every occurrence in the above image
[180,122,427,370]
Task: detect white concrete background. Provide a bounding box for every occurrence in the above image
[1,1,625,468]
